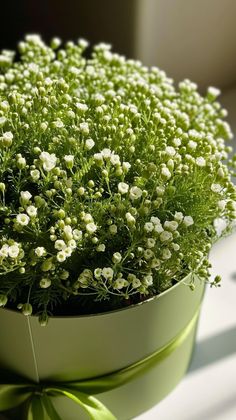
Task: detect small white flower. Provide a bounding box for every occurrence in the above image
[110,154,120,165]
[102,267,114,279]
[211,183,222,193]
[118,182,129,194]
[85,138,95,150]
[218,200,226,210]
[112,252,122,263]
[207,86,221,98]
[101,148,111,159]
[86,222,97,234]
[16,213,30,226]
[8,244,20,258]
[55,240,66,250]
[132,277,141,288]
[64,155,74,169]
[40,151,57,172]
[63,225,73,240]
[156,187,165,196]
[40,278,51,288]
[57,250,67,262]
[151,216,160,224]
[143,275,153,286]
[83,213,93,223]
[174,212,184,222]
[183,216,194,226]
[154,223,164,233]
[172,243,180,251]
[96,243,106,252]
[64,247,72,257]
[113,278,127,289]
[68,239,76,249]
[20,191,32,204]
[1,131,13,147]
[35,247,46,257]
[144,249,154,260]
[109,224,117,235]
[146,238,156,248]
[30,169,40,180]
[161,167,171,179]
[125,212,136,224]
[93,153,103,163]
[196,157,206,167]
[164,221,178,231]
[150,258,161,268]
[165,146,176,156]
[129,186,142,200]
[162,248,172,260]
[160,230,173,242]
[94,268,102,279]
[79,122,89,135]
[0,244,9,258]
[26,205,37,217]
[144,222,154,233]
[53,119,64,128]
[76,102,88,113]
[73,229,83,241]
[122,162,131,172]
[188,140,197,150]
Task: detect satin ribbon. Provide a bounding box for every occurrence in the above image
[0,307,200,420]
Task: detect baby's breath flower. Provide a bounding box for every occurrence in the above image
[20,191,32,204]
[112,252,122,263]
[40,278,51,288]
[16,213,30,226]
[109,224,117,235]
[57,251,67,262]
[35,247,46,257]
[64,155,74,169]
[8,244,20,258]
[144,222,154,233]
[86,222,97,234]
[96,243,105,252]
[183,216,194,227]
[55,240,66,250]
[30,169,40,181]
[118,182,129,194]
[211,183,222,193]
[85,138,95,150]
[26,205,37,217]
[0,35,234,321]
[102,267,114,280]
[129,186,142,200]
[40,151,57,172]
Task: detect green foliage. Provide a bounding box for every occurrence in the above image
[0,35,235,322]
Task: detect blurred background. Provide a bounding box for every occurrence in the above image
[1,0,236,92]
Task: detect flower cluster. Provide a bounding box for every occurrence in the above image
[0,35,235,323]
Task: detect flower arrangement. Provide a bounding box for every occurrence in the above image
[0,35,235,324]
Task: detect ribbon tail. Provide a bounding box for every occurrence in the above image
[40,394,63,420]
[0,384,31,411]
[26,395,45,420]
[46,387,116,420]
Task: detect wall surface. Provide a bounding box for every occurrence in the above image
[135,0,236,91]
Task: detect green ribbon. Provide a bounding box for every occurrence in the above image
[0,308,200,420]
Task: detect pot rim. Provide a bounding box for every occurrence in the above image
[1,272,195,320]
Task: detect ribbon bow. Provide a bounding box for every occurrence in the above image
[0,307,200,419]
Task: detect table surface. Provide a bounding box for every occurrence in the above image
[136,230,236,420]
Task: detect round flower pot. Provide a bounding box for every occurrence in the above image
[0,274,205,420]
